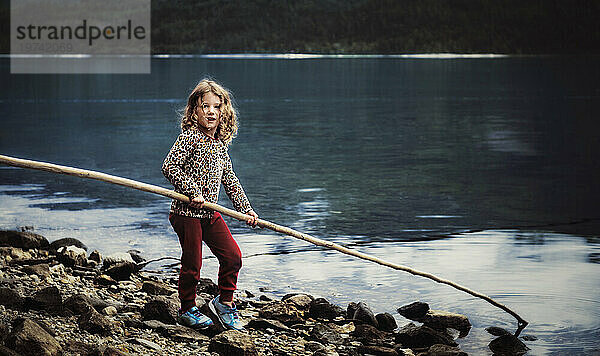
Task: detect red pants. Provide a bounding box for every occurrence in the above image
[169,212,242,311]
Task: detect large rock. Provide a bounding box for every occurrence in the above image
[62,340,96,356]
[0,322,8,344]
[103,252,135,268]
[350,324,387,341]
[397,301,430,320]
[89,250,102,263]
[208,330,258,356]
[127,250,146,264]
[161,325,210,343]
[0,345,21,356]
[49,237,87,253]
[95,274,117,286]
[282,293,314,310]
[357,345,398,356]
[395,323,457,348]
[347,302,359,320]
[0,287,24,310]
[56,246,87,267]
[353,302,378,327]
[22,263,51,278]
[5,318,62,356]
[0,230,49,249]
[31,286,63,315]
[197,278,219,296]
[310,323,345,345]
[104,262,136,281]
[485,326,511,336]
[427,344,468,356]
[420,310,471,337]
[259,301,304,325]
[142,296,179,325]
[246,318,290,331]
[488,334,529,355]
[142,280,176,296]
[309,298,345,320]
[64,294,94,315]
[78,309,116,336]
[376,312,398,331]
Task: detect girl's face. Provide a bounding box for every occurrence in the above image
[196,91,222,134]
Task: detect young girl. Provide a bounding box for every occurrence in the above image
[162,79,258,331]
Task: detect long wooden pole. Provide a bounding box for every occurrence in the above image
[0,154,528,330]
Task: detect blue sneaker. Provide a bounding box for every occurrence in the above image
[208,296,245,331]
[178,306,213,329]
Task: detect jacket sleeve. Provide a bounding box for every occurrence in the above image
[221,151,253,214]
[162,131,203,200]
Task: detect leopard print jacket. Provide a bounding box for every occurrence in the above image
[162,129,253,219]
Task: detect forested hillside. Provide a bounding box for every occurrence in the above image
[1,0,598,54]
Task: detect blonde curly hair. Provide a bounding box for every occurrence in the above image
[181,79,238,145]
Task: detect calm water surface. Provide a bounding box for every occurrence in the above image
[1,56,599,355]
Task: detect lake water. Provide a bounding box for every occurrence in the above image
[1,56,599,355]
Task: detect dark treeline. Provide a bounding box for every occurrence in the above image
[1,0,599,54]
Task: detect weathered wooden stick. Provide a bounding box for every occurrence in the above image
[0,154,528,330]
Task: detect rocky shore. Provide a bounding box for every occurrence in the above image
[0,230,531,356]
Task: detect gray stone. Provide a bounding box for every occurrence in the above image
[353,301,378,327]
[142,280,176,296]
[209,330,258,356]
[78,309,116,336]
[162,325,210,342]
[5,318,62,356]
[141,319,170,330]
[309,298,345,320]
[488,334,529,355]
[103,306,118,316]
[126,338,161,351]
[142,296,179,325]
[22,263,51,278]
[56,245,87,267]
[49,237,87,253]
[0,230,49,250]
[310,323,345,345]
[102,252,134,268]
[376,312,398,331]
[428,344,468,356]
[259,301,304,325]
[282,293,314,310]
[304,341,326,353]
[395,323,457,348]
[397,301,430,320]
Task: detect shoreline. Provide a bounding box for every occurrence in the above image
[0,230,532,355]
